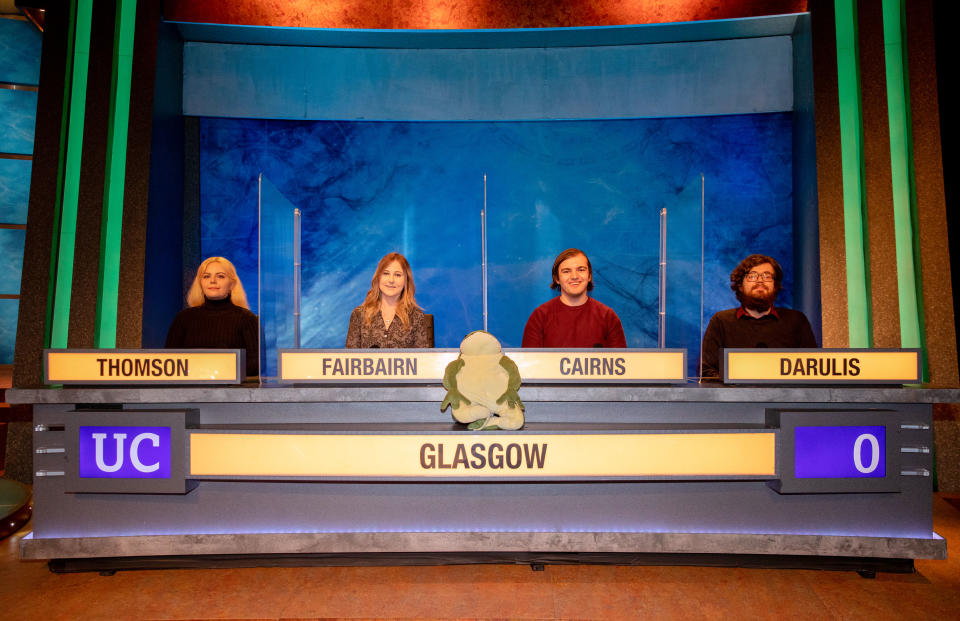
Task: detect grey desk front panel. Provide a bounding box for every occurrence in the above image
[25,387,935,545]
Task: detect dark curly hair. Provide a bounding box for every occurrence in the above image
[730,254,782,304]
[550,248,594,291]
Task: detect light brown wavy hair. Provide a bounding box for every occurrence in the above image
[186,256,250,309]
[360,252,421,329]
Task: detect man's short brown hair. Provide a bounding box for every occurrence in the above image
[730,254,782,303]
[551,248,594,291]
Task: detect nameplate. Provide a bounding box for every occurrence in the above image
[279,349,687,383]
[44,349,243,384]
[279,349,457,382]
[189,430,775,480]
[511,349,686,383]
[723,348,921,384]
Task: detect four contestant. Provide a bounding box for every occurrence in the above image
[521,248,626,348]
[345,252,433,348]
[162,250,819,376]
[699,254,818,379]
[165,256,260,377]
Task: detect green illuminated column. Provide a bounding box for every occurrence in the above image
[49,0,93,349]
[882,0,926,361]
[95,0,137,347]
[834,0,872,347]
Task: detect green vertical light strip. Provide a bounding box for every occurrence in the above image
[50,0,93,349]
[882,0,925,360]
[94,0,137,348]
[834,0,872,347]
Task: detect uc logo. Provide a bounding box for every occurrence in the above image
[79,426,172,479]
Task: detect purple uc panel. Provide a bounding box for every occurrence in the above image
[78,426,172,479]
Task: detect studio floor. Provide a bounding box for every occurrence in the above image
[1,494,959,621]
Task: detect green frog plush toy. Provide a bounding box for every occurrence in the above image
[441,331,525,430]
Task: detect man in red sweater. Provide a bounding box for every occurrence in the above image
[521,248,627,348]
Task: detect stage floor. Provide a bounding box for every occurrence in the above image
[4,493,960,620]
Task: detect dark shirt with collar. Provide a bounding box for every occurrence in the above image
[699,306,818,379]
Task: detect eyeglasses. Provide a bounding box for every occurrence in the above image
[745,272,775,282]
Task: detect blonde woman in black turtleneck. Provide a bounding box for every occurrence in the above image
[165,256,259,377]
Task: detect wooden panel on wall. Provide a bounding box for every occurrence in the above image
[809,0,846,348]
[857,0,899,348]
[906,0,957,385]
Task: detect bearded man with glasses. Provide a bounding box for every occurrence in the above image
[699,254,817,380]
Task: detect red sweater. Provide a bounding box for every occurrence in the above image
[522,297,627,348]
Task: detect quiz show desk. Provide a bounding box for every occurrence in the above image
[7,348,951,573]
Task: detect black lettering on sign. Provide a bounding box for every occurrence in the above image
[559,356,629,376]
[420,443,435,468]
[470,443,486,468]
[615,358,626,375]
[97,357,189,377]
[419,442,548,471]
[782,356,865,377]
[437,443,452,469]
[452,444,469,468]
[322,357,420,377]
[506,444,522,469]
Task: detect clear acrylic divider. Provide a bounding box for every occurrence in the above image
[661,173,705,380]
[256,168,703,379]
[258,174,299,383]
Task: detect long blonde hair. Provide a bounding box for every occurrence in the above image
[361,252,420,329]
[187,256,250,309]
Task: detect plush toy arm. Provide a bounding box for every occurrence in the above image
[440,358,470,412]
[496,356,525,411]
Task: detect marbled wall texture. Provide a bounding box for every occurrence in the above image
[200,115,794,376]
[163,1,807,29]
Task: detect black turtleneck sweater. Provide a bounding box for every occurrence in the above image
[165,297,259,377]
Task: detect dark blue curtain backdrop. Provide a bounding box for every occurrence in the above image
[199,114,794,374]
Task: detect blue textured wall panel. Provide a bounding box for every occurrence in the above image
[0,17,42,85]
[0,298,17,363]
[0,228,25,294]
[0,158,31,224]
[199,115,795,375]
[183,37,794,121]
[0,89,38,154]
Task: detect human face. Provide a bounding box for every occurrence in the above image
[200,261,234,300]
[740,262,777,307]
[378,260,406,302]
[556,254,591,304]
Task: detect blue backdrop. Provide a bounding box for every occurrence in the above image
[199,114,795,375]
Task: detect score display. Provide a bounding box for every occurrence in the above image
[769,410,904,494]
[794,425,885,478]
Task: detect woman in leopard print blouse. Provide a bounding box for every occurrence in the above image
[345,252,432,348]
